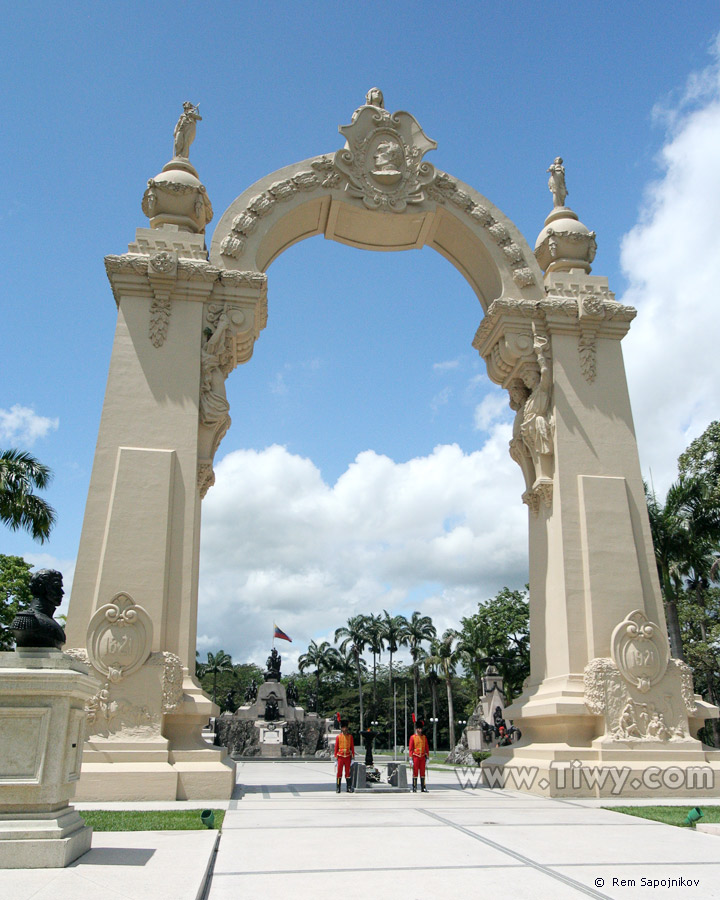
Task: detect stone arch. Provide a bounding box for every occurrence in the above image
[209,155,544,311]
[65,94,718,802]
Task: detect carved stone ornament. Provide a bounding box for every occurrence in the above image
[427,171,536,288]
[220,157,344,259]
[334,101,437,212]
[611,609,670,694]
[584,656,695,743]
[86,592,153,683]
[68,649,183,740]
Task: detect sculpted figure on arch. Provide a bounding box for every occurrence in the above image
[508,379,535,495]
[173,101,202,160]
[547,156,568,208]
[519,331,554,486]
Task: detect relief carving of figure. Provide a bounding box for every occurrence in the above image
[200,309,233,437]
[371,139,404,186]
[519,332,554,486]
[508,379,535,493]
[547,156,568,208]
[173,101,202,159]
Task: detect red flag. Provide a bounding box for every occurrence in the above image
[412,712,416,724]
[273,624,292,642]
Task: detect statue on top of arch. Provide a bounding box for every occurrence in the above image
[173,101,202,160]
[547,156,568,208]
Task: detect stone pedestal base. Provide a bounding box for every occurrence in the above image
[0,651,97,867]
[0,807,92,868]
[484,673,720,798]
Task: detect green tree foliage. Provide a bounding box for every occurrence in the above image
[406,611,436,718]
[298,639,341,710]
[334,616,369,733]
[678,421,720,500]
[0,449,56,543]
[0,554,33,650]
[196,650,235,705]
[458,586,530,702]
[646,477,720,660]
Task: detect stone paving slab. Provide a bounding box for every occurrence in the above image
[204,760,720,899]
[0,830,218,900]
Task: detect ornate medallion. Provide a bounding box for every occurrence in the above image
[610,609,670,693]
[86,592,153,683]
[334,104,437,212]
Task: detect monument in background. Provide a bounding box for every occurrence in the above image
[65,91,720,798]
[215,648,326,758]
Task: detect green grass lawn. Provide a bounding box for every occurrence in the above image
[79,809,225,831]
[605,806,720,828]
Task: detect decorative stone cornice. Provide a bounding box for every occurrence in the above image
[105,253,268,349]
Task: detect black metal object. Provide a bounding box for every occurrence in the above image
[11,569,66,649]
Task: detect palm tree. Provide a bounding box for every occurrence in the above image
[196,650,234,705]
[456,616,491,699]
[647,477,720,660]
[298,640,341,711]
[334,615,369,734]
[406,611,436,718]
[336,645,368,686]
[421,649,441,753]
[381,611,409,707]
[365,613,386,717]
[427,630,459,749]
[0,449,56,543]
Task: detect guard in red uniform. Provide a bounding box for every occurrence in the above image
[334,719,355,793]
[409,723,429,792]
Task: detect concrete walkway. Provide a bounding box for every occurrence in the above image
[208,760,720,899]
[5,760,720,899]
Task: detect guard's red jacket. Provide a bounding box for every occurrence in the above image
[409,733,429,758]
[334,733,355,758]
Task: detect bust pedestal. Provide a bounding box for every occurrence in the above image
[0,649,97,867]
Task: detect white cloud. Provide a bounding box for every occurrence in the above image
[433,359,460,372]
[0,405,58,446]
[430,386,452,413]
[622,40,720,494]
[269,372,288,395]
[199,437,527,668]
[473,390,511,432]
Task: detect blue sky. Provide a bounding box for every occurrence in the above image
[2,3,720,667]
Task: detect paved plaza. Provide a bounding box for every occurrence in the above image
[5,759,720,899]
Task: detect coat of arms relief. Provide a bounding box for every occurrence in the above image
[334,87,437,212]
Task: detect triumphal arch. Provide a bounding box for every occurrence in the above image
[65,92,720,798]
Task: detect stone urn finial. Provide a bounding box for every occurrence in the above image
[140,102,213,234]
[534,156,596,275]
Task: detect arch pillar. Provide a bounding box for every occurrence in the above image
[475,268,720,795]
[65,219,266,799]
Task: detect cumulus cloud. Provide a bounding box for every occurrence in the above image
[433,359,460,372]
[198,438,527,666]
[473,388,511,432]
[0,405,58,446]
[622,38,720,493]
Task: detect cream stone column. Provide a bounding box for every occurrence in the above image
[474,176,720,797]
[65,107,265,800]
